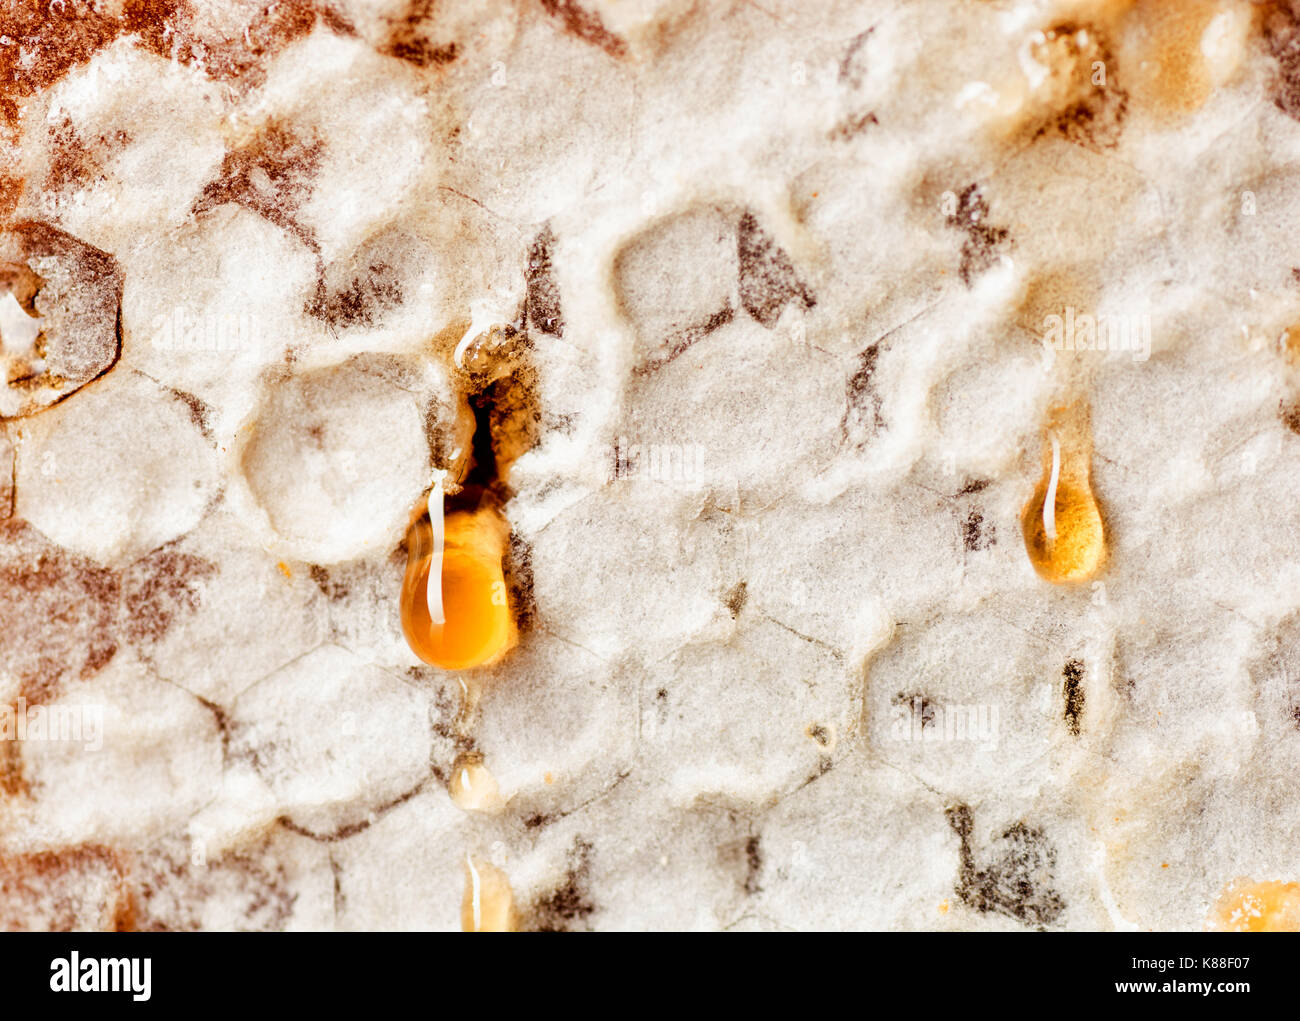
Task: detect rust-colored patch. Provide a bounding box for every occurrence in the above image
[0,428,11,520]
[127,839,297,931]
[1265,1,1300,121]
[308,257,404,327]
[0,520,120,705]
[383,0,459,68]
[387,37,459,68]
[1281,395,1300,435]
[44,115,131,196]
[0,729,27,796]
[0,0,356,134]
[0,0,358,240]
[121,549,216,647]
[166,385,211,437]
[0,178,23,222]
[737,211,816,326]
[539,0,629,59]
[1029,21,1128,151]
[0,522,219,719]
[45,116,96,195]
[117,0,190,59]
[0,845,132,931]
[160,0,355,89]
[525,225,563,337]
[192,120,324,252]
[0,1,120,131]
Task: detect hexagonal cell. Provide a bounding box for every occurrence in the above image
[527,485,745,659]
[863,614,1061,803]
[615,310,843,497]
[308,228,443,339]
[34,42,227,250]
[329,788,468,931]
[644,622,853,804]
[613,205,738,369]
[129,517,327,706]
[15,659,224,846]
[0,221,122,419]
[755,765,958,931]
[260,32,429,264]
[120,205,321,411]
[558,795,758,931]
[237,354,445,563]
[470,635,639,816]
[229,645,432,835]
[307,553,411,675]
[14,371,220,563]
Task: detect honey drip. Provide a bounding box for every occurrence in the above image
[401,498,517,671]
[448,752,504,813]
[1021,404,1105,583]
[461,857,516,932]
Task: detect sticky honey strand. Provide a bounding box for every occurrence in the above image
[400,504,516,671]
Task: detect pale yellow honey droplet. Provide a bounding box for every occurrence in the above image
[448,752,504,813]
[401,503,517,671]
[461,857,516,933]
[1021,403,1105,583]
[1208,879,1300,932]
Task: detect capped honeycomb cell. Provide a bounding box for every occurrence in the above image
[238,355,437,563]
[0,222,121,419]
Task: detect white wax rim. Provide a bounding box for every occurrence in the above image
[427,472,446,626]
[1044,435,1061,544]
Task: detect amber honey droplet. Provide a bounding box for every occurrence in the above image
[1021,403,1105,583]
[401,500,517,671]
[1208,879,1300,932]
[461,857,516,932]
[448,752,504,813]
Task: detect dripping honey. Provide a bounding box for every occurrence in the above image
[1022,406,1105,583]
[401,499,516,671]
[448,751,504,813]
[461,857,516,932]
